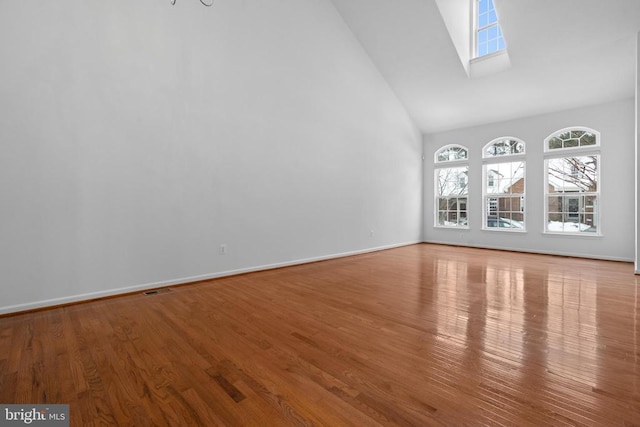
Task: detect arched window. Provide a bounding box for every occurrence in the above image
[482,137,526,231]
[435,145,469,228]
[544,127,600,234]
[545,127,599,152]
[484,137,524,157]
[435,144,468,162]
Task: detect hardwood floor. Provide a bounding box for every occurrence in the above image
[1,243,640,425]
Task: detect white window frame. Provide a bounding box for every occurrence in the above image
[434,144,469,163]
[473,0,506,59]
[435,145,469,229]
[544,127,600,153]
[482,137,526,232]
[543,127,601,236]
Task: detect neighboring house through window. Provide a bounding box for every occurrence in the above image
[482,137,525,231]
[435,145,469,228]
[544,128,600,234]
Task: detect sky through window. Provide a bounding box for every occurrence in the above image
[476,0,505,57]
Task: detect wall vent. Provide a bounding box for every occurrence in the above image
[143,288,172,296]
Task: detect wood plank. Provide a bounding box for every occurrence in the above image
[1,243,640,425]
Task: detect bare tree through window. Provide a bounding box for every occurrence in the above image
[544,127,600,234]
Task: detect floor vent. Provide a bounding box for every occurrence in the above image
[143,288,172,296]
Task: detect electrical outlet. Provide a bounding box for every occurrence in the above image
[219,244,227,255]
[369,230,374,237]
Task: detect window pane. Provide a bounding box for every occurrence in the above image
[512,140,523,153]
[567,197,580,216]
[488,10,497,24]
[436,145,468,162]
[486,161,525,194]
[484,160,525,231]
[512,212,524,222]
[548,138,562,150]
[547,157,598,193]
[570,130,584,139]
[435,146,469,229]
[479,0,489,14]
[437,167,468,196]
[459,212,468,225]
[497,196,511,211]
[476,0,504,58]
[581,133,597,146]
[488,25,498,40]
[438,211,447,226]
[585,195,597,211]
[547,158,566,191]
[479,13,488,28]
[437,196,469,228]
[459,198,467,210]
[488,39,498,54]
[580,214,596,232]
[547,196,562,214]
[547,128,599,150]
[546,195,598,233]
[484,138,525,157]
[478,43,488,57]
[564,138,579,148]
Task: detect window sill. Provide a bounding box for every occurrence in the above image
[482,228,527,233]
[543,231,603,238]
[543,145,601,155]
[470,48,507,64]
[469,49,511,79]
[434,226,469,230]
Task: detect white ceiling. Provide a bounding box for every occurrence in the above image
[330,0,640,133]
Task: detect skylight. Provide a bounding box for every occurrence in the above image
[476,0,506,58]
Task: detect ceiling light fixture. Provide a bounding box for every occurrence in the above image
[170,0,214,6]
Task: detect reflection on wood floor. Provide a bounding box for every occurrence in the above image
[1,243,639,425]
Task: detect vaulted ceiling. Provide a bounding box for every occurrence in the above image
[330,0,640,133]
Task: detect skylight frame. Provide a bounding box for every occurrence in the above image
[474,0,506,59]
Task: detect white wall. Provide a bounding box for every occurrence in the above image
[434,0,472,76]
[424,98,636,261]
[0,0,422,314]
[634,32,640,274]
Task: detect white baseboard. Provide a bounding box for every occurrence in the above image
[422,239,634,263]
[0,241,420,316]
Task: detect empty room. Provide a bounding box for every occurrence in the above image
[1,0,640,425]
